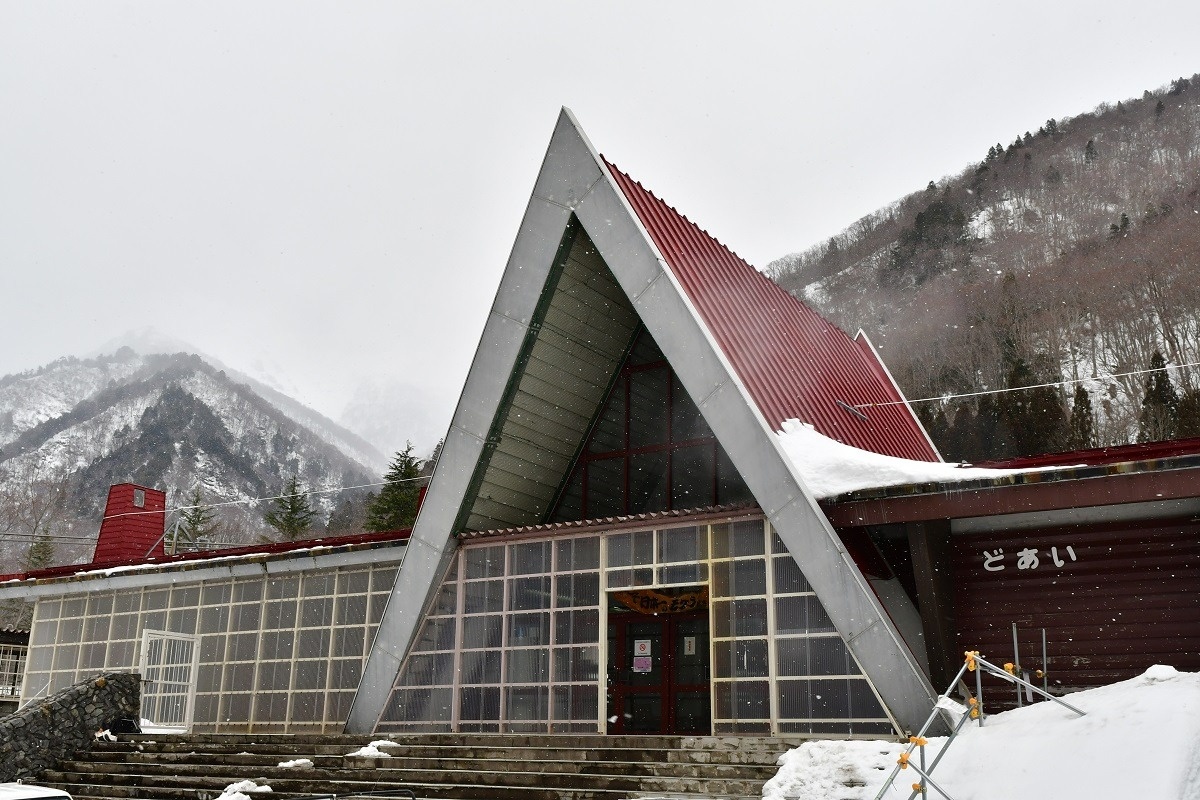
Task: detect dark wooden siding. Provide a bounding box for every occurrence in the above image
[952,518,1200,698]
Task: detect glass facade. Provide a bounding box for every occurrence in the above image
[378,517,896,736]
[22,560,399,733]
[0,644,26,701]
[552,330,754,521]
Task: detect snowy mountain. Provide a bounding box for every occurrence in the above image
[768,73,1200,457]
[0,348,383,568]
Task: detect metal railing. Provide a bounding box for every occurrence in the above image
[873,650,1085,800]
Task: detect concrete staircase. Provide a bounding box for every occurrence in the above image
[38,733,804,800]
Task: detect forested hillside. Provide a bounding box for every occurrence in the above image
[769,74,1200,462]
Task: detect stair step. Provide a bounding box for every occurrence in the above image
[39,732,795,800]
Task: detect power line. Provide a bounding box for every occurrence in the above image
[854,359,1200,410]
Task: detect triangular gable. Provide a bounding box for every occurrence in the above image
[606,164,940,462]
[346,108,936,733]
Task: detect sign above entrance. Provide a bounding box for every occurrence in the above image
[613,587,709,615]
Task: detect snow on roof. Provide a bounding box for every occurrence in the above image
[775,419,1060,499]
[763,664,1200,800]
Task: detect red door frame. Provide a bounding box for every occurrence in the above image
[607,609,710,735]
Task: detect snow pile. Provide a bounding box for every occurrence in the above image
[346,740,400,757]
[277,758,314,769]
[216,780,272,800]
[775,419,1060,499]
[764,665,1200,800]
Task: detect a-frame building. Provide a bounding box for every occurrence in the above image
[347,109,941,736]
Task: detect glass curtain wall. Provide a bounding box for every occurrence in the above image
[22,561,399,732]
[552,330,754,521]
[378,518,896,736]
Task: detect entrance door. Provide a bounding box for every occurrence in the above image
[607,610,710,734]
[139,630,199,730]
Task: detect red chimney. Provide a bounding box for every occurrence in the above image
[92,484,167,564]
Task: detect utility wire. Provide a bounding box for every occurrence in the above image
[854,359,1200,410]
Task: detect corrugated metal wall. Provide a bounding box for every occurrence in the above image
[953,518,1200,699]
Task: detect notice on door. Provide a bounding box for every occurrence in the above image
[633,639,652,672]
[683,636,696,656]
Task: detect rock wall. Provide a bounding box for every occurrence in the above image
[0,672,139,782]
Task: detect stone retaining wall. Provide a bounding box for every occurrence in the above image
[0,672,140,782]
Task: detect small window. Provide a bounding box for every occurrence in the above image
[133,489,146,508]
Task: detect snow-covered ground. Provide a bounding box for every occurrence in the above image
[764,665,1200,800]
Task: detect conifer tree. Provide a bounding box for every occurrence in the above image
[1084,139,1098,164]
[263,474,318,541]
[975,394,1006,460]
[1137,351,1178,442]
[177,486,219,550]
[997,359,1066,457]
[365,443,424,532]
[1066,386,1096,450]
[25,533,55,571]
[1176,389,1200,439]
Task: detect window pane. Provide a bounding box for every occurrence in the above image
[586,457,624,518]
[554,573,599,608]
[671,374,711,441]
[628,368,668,448]
[589,375,625,454]
[554,609,598,645]
[463,615,503,650]
[629,451,668,513]
[717,446,755,506]
[773,556,810,594]
[510,541,551,575]
[659,526,706,562]
[712,559,766,597]
[509,576,551,611]
[505,648,549,683]
[508,613,549,647]
[464,580,504,614]
[461,650,501,684]
[670,444,714,509]
[556,537,599,571]
[465,546,505,580]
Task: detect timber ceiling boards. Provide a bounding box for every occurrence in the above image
[463,225,640,531]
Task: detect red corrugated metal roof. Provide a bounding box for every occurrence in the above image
[603,159,938,462]
[0,528,411,584]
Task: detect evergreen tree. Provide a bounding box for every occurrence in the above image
[326,492,374,534]
[975,394,1006,460]
[25,533,55,571]
[1084,139,1098,164]
[177,486,219,550]
[1137,351,1178,442]
[1176,390,1200,439]
[997,359,1066,457]
[945,401,980,463]
[1155,99,1165,117]
[1066,386,1096,450]
[365,443,424,532]
[263,474,318,541]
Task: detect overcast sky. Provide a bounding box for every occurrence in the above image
[2,1,1198,454]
